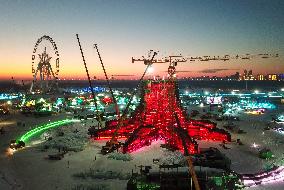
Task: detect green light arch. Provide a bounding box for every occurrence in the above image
[18,119,79,143]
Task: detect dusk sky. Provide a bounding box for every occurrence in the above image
[0,0,283,80]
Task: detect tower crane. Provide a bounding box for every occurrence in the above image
[132,52,279,80]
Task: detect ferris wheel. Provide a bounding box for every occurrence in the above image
[29,35,60,93]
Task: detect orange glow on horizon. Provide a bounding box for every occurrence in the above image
[0,56,283,80]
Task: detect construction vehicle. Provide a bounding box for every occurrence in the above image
[101,139,123,154]
[9,140,25,150]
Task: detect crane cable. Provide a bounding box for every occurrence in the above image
[186,156,201,190]
[94,44,121,120]
[112,51,157,139]
[121,52,157,119]
[76,34,103,127]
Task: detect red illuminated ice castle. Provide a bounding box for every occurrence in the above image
[92,79,230,155]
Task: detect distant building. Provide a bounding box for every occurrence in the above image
[187,72,282,81]
[257,74,265,81]
[243,69,248,80]
[248,70,255,80]
[266,74,277,81]
[243,69,254,80]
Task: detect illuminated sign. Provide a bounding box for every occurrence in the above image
[206,96,223,104]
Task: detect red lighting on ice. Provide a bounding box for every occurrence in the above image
[93,80,230,155]
[102,96,113,105]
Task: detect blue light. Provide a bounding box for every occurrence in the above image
[0,93,20,100]
[277,115,284,122]
[241,100,276,109]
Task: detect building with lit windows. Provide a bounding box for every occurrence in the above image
[257,74,265,81]
[266,74,278,81]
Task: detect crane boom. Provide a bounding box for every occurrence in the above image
[186,156,201,190]
[116,51,158,139]
[132,53,279,65]
[76,34,103,127]
[174,113,201,190]
[94,44,121,120]
[94,44,121,146]
[98,49,158,154]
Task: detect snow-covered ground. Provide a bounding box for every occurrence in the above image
[0,105,284,190]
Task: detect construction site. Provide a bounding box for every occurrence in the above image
[0,30,283,190]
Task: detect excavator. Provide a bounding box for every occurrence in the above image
[101,128,123,154]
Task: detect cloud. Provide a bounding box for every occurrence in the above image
[199,68,237,73]
[163,70,193,73]
[162,68,238,74]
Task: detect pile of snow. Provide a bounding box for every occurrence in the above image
[39,123,89,152]
[73,168,131,180]
[71,184,109,190]
[159,151,186,166]
[107,152,133,161]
